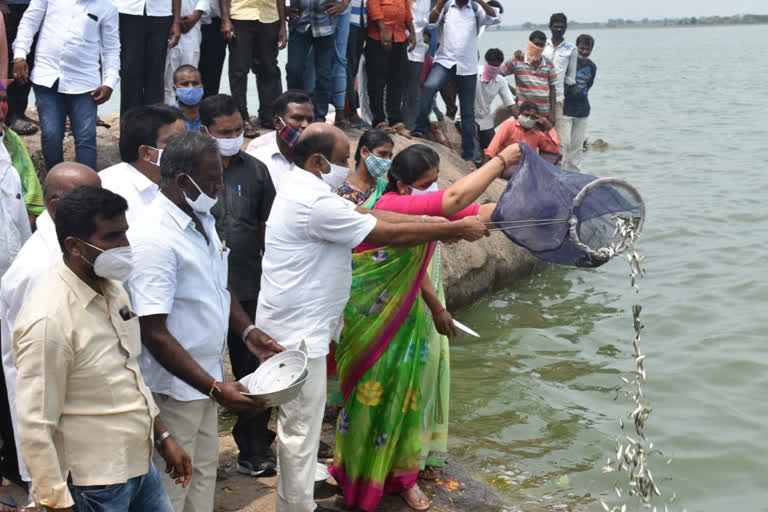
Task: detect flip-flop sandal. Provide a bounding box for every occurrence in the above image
[96,117,111,129]
[0,494,18,509]
[8,117,37,136]
[244,122,259,139]
[401,485,431,511]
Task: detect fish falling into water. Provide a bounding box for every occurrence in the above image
[600,217,685,512]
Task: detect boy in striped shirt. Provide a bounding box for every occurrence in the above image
[501,30,558,122]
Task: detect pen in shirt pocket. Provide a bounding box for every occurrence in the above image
[237,184,242,197]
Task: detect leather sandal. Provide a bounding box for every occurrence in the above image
[401,484,431,511]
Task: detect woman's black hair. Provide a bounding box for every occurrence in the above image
[354,129,394,166]
[384,144,440,193]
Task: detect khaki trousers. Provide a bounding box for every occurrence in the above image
[276,357,327,512]
[559,115,589,171]
[152,394,218,512]
[553,100,566,154]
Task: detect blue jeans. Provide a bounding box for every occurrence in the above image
[287,28,335,121]
[69,463,173,512]
[33,82,97,171]
[414,64,477,160]
[301,9,349,110]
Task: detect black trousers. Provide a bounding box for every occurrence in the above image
[344,24,365,115]
[228,19,282,126]
[119,13,172,114]
[199,17,228,98]
[227,300,275,459]
[4,4,35,121]
[0,327,22,487]
[402,60,423,131]
[365,38,407,127]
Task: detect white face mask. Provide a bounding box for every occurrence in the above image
[148,146,163,167]
[212,131,244,157]
[321,154,350,179]
[79,240,134,282]
[519,115,538,129]
[183,173,218,213]
[410,182,439,196]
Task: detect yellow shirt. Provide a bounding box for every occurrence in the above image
[230,0,279,23]
[13,262,158,509]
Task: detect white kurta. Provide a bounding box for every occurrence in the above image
[164,0,209,105]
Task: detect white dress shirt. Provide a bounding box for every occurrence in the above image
[407,0,430,63]
[126,193,230,401]
[99,162,160,228]
[256,167,377,357]
[0,162,31,279]
[474,72,515,130]
[13,0,121,94]
[112,0,174,16]
[248,138,348,193]
[0,211,56,483]
[430,2,500,76]
[543,40,577,102]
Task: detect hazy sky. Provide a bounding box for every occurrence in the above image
[496,0,767,24]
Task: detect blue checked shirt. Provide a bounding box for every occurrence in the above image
[289,0,337,37]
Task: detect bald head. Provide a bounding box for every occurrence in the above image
[292,122,350,176]
[44,162,101,218]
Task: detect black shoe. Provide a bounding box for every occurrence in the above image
[237,454,276,477]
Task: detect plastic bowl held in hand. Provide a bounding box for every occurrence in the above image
[240,368,309,406]
[238,350,309,406]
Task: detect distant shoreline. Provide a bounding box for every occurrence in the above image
[492,22,768,32]
[493,15,768,32]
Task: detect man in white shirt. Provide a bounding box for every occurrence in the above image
[100,105,186,227]
[411,0,500,169]
[473,47,516,164]
[248,90,347,193]
[125,131,283,512]
[259,122,489,512]
[402,0,429,130]
[0,162,101,492]
[542,12,577,146]
[11,0,120,171]
[164,0,209,105]
[114,0,181,113]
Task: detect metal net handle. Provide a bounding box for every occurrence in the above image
[568,177,646,258]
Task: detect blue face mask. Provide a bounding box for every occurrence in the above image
[364,152,392,178]
[176,86,204,106]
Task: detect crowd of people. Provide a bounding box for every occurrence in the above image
[0,0,600,511]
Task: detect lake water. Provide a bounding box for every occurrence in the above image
[447,25,767,512]
[98,24,765,511]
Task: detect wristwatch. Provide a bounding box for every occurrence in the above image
[155,430,171,450]
[241,324,258,342]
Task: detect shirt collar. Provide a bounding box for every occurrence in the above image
[123,163,159,193]
[288,164,330,190]
[56,261,101,308]
[155,191,196,231]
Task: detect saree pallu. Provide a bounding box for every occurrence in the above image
[419,244,450,469]
[330,242,436,512]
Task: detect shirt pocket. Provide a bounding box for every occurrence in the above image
[228,184,258,227]
[78,13,100,42]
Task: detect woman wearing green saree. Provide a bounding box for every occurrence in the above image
[331,142,522,511]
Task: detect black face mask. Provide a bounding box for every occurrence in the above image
[552,29,565,39]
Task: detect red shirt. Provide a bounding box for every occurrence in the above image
[366,0,413,43]
[484,119,561,158]
[356,189,481,252]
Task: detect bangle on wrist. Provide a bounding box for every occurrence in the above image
[155,430,171,449]
[494,153,508,169]
[208,379,220,401]
[420,214,426,223]
[241,324,257,342]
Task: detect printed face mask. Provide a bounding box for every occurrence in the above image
[519,115,538,129]
[79,240,134,281]
[176,86,204,106]
[410,182,439,196]
[364,152,392,178]
[183,173,218,213]
[277,117,303,148]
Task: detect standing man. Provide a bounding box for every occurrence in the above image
[248,90,347,192]
[561,34,596,171]
[201,94,278,477]
[258,122,492,512]
[125,131,283,512]
[163,0,207,106]
[227,0,285,137]
[115,0,181,113]
[1,163,101,496]
[199,0,231,98]
[100,105,185,226]
[2,0,37,135]
[402,0,429,131]
[542,12,576,145]
[285,0,336,122]
[12,0,120,171]
[343,0,367,128]
[500,31,557,120]
[13,185,192,511]
[412,0,501,170]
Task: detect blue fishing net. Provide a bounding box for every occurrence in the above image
[491,143,645,268]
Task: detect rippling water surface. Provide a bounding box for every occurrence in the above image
[448,25,767,512]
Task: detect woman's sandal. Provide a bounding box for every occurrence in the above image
[401,484,431,511]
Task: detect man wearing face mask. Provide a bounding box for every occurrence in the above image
[0,162,101,494]
[248,90,348,193]
[170,64,205,132]
[473,47,516,165]
[13,186,193,511]
[125,131,284,512]
[100,105,186,227]
[483,101,560,163]
[163,0,208,107]
[200,94,278,478]
[258,122,490,512]
[542,12,576,146]
[501,31,557,121]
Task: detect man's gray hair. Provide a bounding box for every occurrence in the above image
[160,131,220,188]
